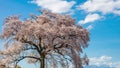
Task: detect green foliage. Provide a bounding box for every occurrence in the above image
[16,65,21,68]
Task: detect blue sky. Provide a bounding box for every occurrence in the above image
[0,0,120,68]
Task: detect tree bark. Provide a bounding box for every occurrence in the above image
[40,56,45,68]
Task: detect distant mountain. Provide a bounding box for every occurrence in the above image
[84,65,116,68]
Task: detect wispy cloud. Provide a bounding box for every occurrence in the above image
[86,25,93,30]
[31,0,76,13]
[77,0,120,29]
[78,13,101,25]
[89,56,120,68]
[78,0,120,15]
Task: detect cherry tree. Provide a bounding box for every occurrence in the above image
[0,10,89,68]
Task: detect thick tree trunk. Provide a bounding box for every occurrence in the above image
[40,56,45,68]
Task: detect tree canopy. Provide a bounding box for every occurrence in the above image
[0,10,89,68]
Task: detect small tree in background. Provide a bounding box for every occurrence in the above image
[0,10,89,68]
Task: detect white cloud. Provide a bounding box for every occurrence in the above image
[89,56,120,68]
[86,25,93,30]
[78,0,120,15]
[31,0,76,13]
[78,13,101,25]
[77,0,120,28]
